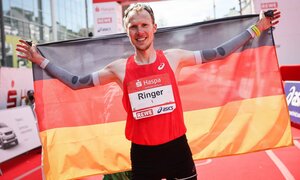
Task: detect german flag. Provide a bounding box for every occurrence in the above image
[34,15,293,179]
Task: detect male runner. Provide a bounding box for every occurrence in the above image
[16,3,280,180]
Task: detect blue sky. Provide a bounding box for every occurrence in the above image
[148,0,241,27]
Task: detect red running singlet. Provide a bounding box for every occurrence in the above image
[122,50,186,145]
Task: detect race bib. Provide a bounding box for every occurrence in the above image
[127,74,176,120]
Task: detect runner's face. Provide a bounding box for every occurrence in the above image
[126,9,157,51]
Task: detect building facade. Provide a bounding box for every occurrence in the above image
[0,0,257,68]
[0,0,93,67]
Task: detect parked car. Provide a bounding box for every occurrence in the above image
[0,123,18,149]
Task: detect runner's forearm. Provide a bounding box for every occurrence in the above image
[42,59,99,90]
[201,27,255,63]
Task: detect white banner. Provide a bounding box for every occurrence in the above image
[0,67,34,110]
[0,106,41,163]
[252,0,300,65]
[93,2,123,36]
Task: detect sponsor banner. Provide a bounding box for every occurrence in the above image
[93,2,123,36]
[0,106,41,163]
[0,67,34,110]
[280,65,300,81]
[252,0,300,65]
[284,81,300,124]
[252,0,279,13]
[260,2,278,9]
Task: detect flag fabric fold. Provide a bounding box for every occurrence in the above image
[34,15,293,180]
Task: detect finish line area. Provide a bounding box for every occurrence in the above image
[2,127,299,180]
[194,126,300,180]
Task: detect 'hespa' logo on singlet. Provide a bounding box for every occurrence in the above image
[135,78,162,88]
[136,80,142,87]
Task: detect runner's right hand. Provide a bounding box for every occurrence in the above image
[16,39,45,65]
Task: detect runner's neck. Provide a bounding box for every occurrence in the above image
[134,49,157,65]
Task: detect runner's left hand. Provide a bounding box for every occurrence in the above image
[256,9,281,32]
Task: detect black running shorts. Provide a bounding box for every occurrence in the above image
[130,134,197,180]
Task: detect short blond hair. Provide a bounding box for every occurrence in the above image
[123,3,155,28]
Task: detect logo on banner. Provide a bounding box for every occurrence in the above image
[97,27,111,33]
[95,6,115,13]
[261,2,278,9]
[7,80,17,109]
[284,82,300,124]
[286,86,300,107]
[97,17,112,24]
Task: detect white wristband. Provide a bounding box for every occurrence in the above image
[246,27,256,38]
[39,59,50,69]
[194,51,202,64]
[92,71,100,86]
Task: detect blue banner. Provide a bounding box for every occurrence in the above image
[285,81,300,124]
